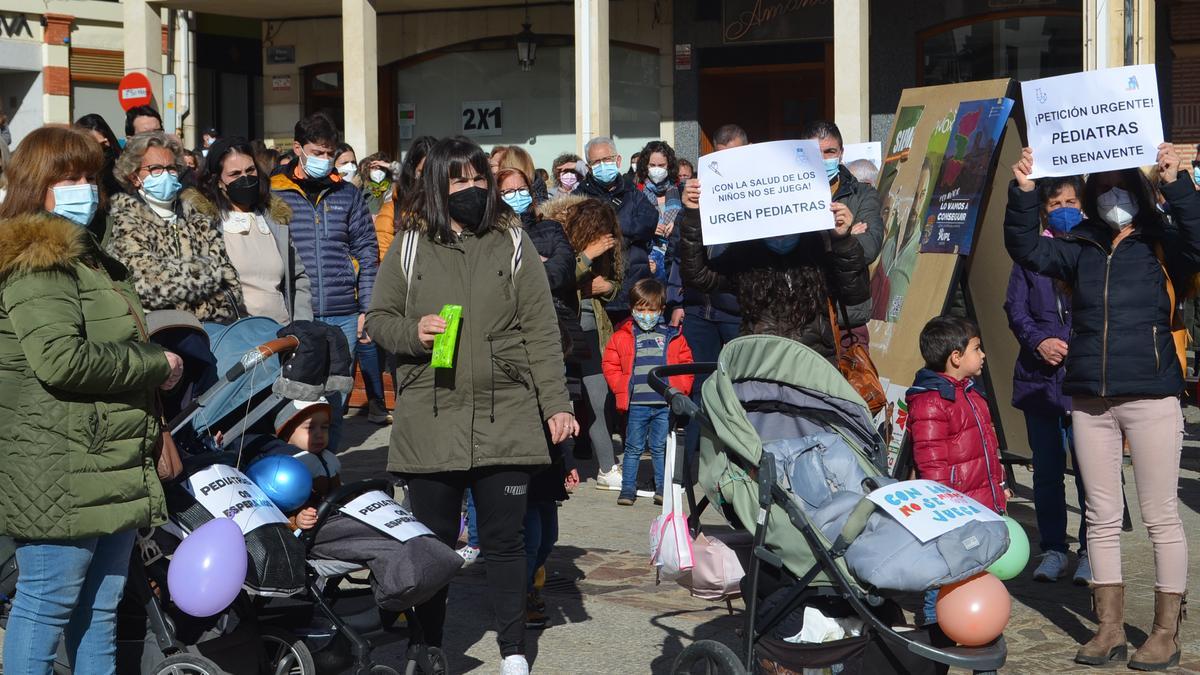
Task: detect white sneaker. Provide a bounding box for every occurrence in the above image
[1073,551,1092,586]
[456,545,480,567]
[594,465,624,491]
[500,654,530,675]
[1032,550,1069,582]
[636,489,655,498]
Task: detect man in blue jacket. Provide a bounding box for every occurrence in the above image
[271,113,378,451]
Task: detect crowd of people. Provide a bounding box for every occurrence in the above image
[0,102,1193,674]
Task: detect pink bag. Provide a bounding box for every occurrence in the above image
[650,431,694,581]
[676,533,744,601]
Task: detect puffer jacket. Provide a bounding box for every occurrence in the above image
[678,207,870,360]
[365,214,572,474]
[832,165,885,328]
[108,188,242,323]
[905,369,1006,513]
[0,213,170,539]
[1004,177,1200,398]
[271,168,378,318]
[577,173,659,313]
[1004,259,1071,416]
[602,319,694,412]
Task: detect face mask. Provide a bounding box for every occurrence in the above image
[369,168,388,184]
[764,234,801,255]
[201,149,209,158]
[1046,206,1083,233]
[502,188,533,215]
[51,184,99,227]
[141,171,182,203]
[225,174,261,210]
[633,311,662,331]
[592,161,620,184]
[824,157,840,181]
[648,166,669,184]
[336,163,357,179]
[302,152,333,179]
[1192,166,1200,185]
[448,186,489,231]
[1097,187,1139,230]
[559,172,579,191]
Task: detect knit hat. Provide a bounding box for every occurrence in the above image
[274,398,332,441]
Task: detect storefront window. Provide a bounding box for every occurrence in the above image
[921,14,1082,85]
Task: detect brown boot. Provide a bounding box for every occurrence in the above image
[1129,591,1185,671]
[1074,583,1128,665]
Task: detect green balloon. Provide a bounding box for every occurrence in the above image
[987,515,1030,581]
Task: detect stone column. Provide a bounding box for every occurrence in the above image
[575,0,610,153]
[41,13,73,124]
[833,0,869,143]
[342,0,379,154]
[123,0,164,109]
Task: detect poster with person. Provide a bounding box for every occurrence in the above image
[921,98,1015,255]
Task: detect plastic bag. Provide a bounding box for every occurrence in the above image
[650,431,693,581]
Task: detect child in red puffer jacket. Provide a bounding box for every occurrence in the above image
[906,316,1013,625]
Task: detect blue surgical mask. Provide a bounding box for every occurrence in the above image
[1046,206,1083,233]
[824,157,840,181]
[1192,166,1200,185]
[141,171,182,203]
[592,161,620,184]
[502,189,533,215]
[51,184,99,227]
[633,311,661,331]
[764,234,801,255]
[302,152,333,179]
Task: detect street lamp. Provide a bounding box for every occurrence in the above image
[516,0,538,72]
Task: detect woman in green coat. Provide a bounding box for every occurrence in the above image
[367,137,577,675]
[0,126,182,675]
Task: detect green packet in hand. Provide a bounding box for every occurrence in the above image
[431,304,462,369]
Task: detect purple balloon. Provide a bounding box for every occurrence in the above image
[167,517,248,617]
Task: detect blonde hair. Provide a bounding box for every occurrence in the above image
[0,125,103,220]
[497,145,536,181]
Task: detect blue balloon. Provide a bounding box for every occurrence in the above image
[246,455,313,512]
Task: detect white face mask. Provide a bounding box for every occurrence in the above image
[648,166,669,184]
[1097,187,1139,230]
[336,163,357,179]
[369,168,388,184]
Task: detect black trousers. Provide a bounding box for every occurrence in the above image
[404,466,531,657]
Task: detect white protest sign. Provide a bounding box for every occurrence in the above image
[866,479,1002,543]
[186,464,289,534]
[697,139,834,245]
[842,142,882,172]
[1022,64,1163,178]
[341,490,433,543]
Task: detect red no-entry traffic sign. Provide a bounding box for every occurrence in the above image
[118,72,153,111]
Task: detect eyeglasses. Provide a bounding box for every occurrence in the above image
[589,155,618,168]
[500,187,531,200]
[140,164,179,178]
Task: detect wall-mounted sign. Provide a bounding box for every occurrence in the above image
[674,44,693,71]
[117,72,153,111]
[271,75,292,91]
[398,103,416,140]
[0,13,33,39]
[462,100,502,137]
[722,0,833,44]
[267,46,295,64]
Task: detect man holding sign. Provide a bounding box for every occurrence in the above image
[677,132,869,361]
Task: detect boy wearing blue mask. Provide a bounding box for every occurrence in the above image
[602,279,694,505]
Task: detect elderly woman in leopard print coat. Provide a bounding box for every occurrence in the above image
[107,132,242,323]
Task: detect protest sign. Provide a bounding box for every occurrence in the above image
[1022,64,1163,178]
[697,140,834,245]
[186,464,289,534]
[341,490,434,543]
[842,142,882,175]
[921,98,1015,255]
[867,479,1003,543]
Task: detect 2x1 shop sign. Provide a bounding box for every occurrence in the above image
[462,100,502,138]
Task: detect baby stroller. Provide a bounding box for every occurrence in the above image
[650,335,1010,675]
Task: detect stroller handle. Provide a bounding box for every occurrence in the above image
[300,478,396,547]
[227,335,301,379]
[648,363,716,420]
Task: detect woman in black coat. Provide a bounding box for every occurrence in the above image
[1006,144,1199,670]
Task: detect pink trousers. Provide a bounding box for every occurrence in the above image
[1071,396,1187,593]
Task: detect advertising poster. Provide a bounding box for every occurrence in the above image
[874,106,925,206]
[921,98,1015,255]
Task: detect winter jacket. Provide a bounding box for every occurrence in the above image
[601,319,694,412]
[577,173,659,313]
[107,189,242,323]
[224,196,314,323]
[0,213,170,539]
[520,208,579,354]
[905,369,1006,513]
[1004,258,1071,416]
[365,214,572,474]
[678,207,870,360]
[1004,177,1200,398]
[832,166,885,328]
[270,168,378,318]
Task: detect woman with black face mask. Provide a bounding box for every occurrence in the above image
[203,137,312,323]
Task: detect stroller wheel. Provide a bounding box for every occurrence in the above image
[261,626,317,675]
[150,653,223,675]
[403,645,447,675]
[671,640,747,675]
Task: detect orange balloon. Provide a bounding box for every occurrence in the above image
[935,572,1011,647]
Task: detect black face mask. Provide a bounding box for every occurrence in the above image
[225,175,262,210]
[447,186,489,232]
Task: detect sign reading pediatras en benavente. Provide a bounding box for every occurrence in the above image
[697,140,834,246]
[1022,64,1164,178]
